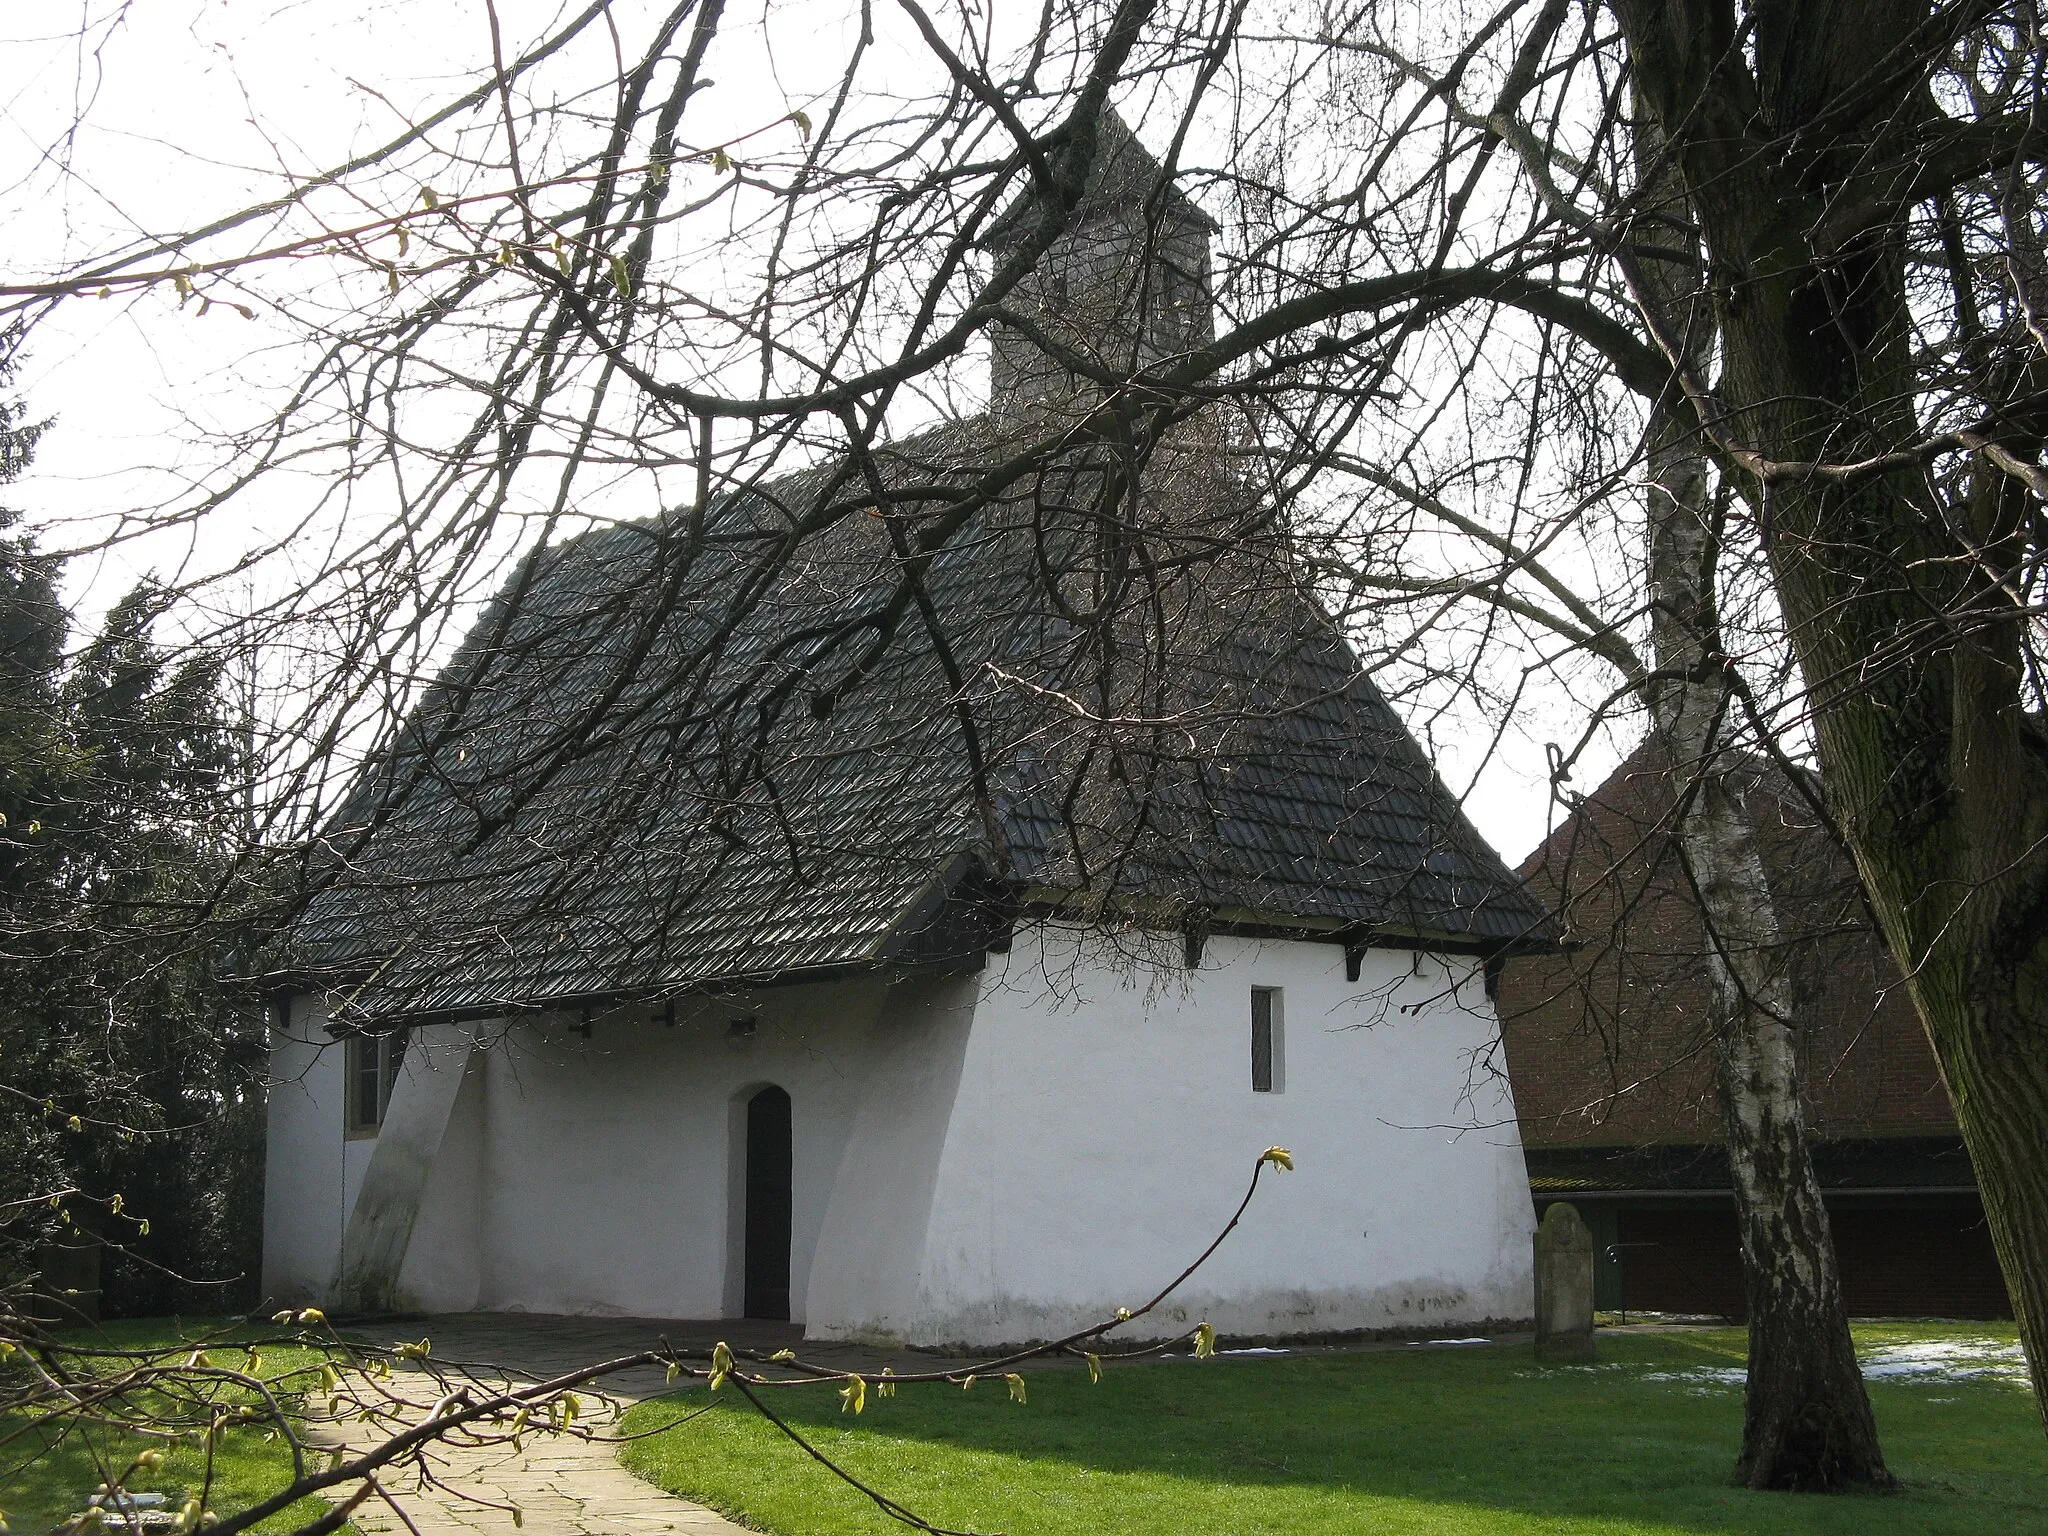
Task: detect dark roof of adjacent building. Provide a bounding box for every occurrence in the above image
[1497,739,1958,1156]
[290,419,1550,1022]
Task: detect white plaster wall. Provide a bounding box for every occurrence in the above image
[261,998,347,1305]
[392,977,897,1318]
[394,1041,487,1311]
[804,974,981,1339]
[863,924,1534,1347]
[266,930,1532,1339]
[338,1023,478,1310]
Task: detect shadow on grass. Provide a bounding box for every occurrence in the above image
[2,1316,343,1535]
[620,1329,2046,1536]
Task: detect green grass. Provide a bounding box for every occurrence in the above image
[618,1323,2044,1536]
[1,1317,345,1535]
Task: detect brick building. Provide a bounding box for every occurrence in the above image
[1497,742,2009,1319]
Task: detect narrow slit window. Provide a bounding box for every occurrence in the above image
[1251,988,1279,1093]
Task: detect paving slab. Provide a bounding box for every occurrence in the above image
[307,1317,804,1536]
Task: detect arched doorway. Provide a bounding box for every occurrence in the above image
[742,1086,793,1320]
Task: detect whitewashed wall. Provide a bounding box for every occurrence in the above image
[263,927,1533,1340]
[362,976,906,1318]
[262,997,347,1305]
[819,925,1536,1347]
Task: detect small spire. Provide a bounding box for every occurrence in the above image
[982,109,1216,409]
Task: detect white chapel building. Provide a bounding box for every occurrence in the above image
[262,114,1547,1347]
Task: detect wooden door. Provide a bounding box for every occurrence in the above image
[743,1086,793,1320]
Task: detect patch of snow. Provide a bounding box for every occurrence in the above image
[1642,1366,1747,1388]
[1637,1338,2028,1391]
[1859,1339,2028,1385]
[1217,1347,1290,1355]
[1407,1337,1491,1347]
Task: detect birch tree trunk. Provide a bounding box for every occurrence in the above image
[1633,140,1891,1489]
[1642,419,1891,1489]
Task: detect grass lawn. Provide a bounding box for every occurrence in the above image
[1,1317,345,1536]
[618,1323,2044,1536]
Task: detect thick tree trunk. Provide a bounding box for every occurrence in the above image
[1613,0,2048,1429]
[1643,412,1892,1490]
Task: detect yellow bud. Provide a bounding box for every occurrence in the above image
[271,1311,294,1325]
[1260,1146,1295,1172]
[298,1308,326,1325]
[1194,1323,1216,1359]
[839,1375,866,1414]
[769,1348,796,1363]
[1005,1373,1027,1404]
[1086,1353,1101,1385]
[878,1367,896,1399]
[66,1116,83,1132]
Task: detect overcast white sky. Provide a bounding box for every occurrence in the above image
[2,0,1628,864]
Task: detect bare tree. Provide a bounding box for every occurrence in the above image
[7,0,2048,1494]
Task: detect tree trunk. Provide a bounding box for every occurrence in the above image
[1614,0,2048,1430]
[1631,125,1893,1488]
[1642,438,1891,1491]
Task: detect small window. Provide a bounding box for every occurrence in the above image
[1251,988,1282,1093]
[346,1029,408,1136]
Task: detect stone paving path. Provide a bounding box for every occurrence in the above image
[309,1316,861,1536]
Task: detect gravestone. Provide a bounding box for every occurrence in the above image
[1532,1202,1595,1361]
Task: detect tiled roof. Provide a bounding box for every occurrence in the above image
[292,419,1549,1019]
